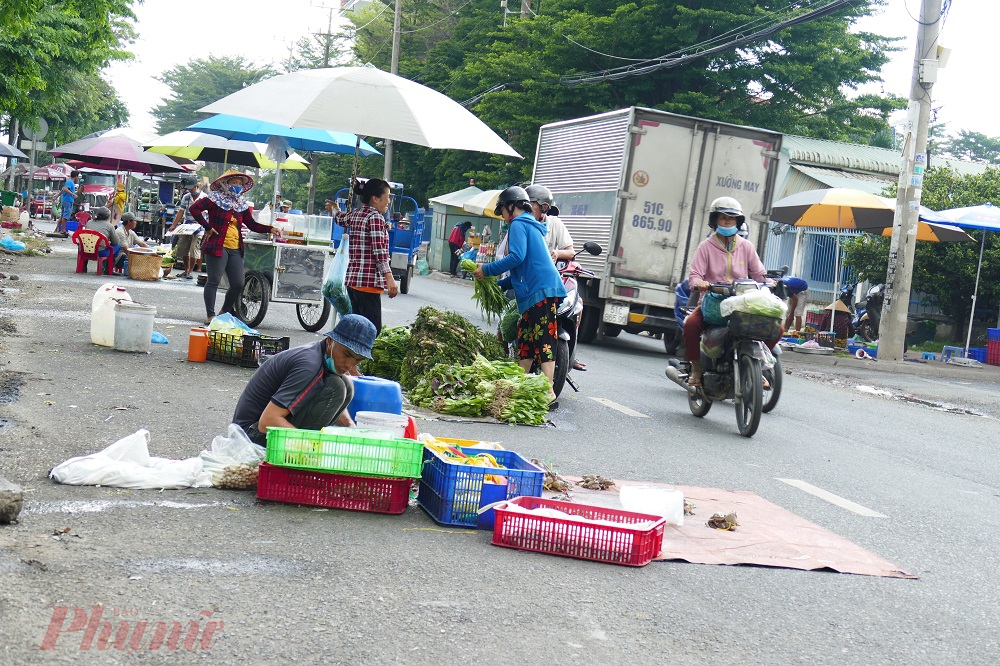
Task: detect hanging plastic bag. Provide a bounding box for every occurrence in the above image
[460,247,477,262]
[701,292,730,326]
[199,424,266,490]
[700,326,729,359]
[720,289,787,319]
[323,232,352,316]
[416,257,430,276]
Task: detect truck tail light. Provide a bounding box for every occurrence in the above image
[614,286,638,298]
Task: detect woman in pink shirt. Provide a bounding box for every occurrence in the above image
[683,197,773,387]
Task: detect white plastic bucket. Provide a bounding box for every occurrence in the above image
[354,411,408,439]
[114,302,157,353]
[91,283,131,347]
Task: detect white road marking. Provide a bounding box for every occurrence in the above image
[776,478,887,518]
[589,397,649,418]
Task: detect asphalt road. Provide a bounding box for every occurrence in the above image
[1,236,999,665]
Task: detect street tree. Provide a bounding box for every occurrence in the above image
[151,56,277,134]
[942,130,1000,165]
[340,0,903,205]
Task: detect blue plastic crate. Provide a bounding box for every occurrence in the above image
[968,347,987,363]
[988,328,1000,342]
[418,447,544,528]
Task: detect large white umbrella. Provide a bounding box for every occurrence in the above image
[199,66,521,158]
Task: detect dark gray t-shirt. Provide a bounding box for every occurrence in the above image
[232,340,329,430]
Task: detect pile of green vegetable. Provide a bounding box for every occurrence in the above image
[398,307,507,390]
[409,355,552,425]
[365,325,410,381]
[461,258,507,324]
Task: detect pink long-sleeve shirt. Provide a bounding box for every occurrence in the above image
[688,235,766,287]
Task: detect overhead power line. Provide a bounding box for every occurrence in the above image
[560,0,861,85]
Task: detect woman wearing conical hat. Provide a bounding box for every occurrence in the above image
[188,169,278,325]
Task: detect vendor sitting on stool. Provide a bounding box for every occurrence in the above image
[232,314,376,447]
[85,207,123,267]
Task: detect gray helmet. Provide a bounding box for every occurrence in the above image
[708,196,745,228]
[524,184,553,207]
[494,185,530,217]
[181,175,199,190]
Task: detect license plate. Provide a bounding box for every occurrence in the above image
[603,301,630,325]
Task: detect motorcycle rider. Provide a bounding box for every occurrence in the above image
[682,197,777,388]
[473,186,566,407]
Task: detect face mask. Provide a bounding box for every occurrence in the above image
[228,184,243,195]
[716,225,738,237]
[325,355,336,373]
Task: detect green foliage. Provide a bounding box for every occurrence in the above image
[0,0,136,127]
[365,325,411,381]
[340,0,901,204]
[842,166,1000,324]
[151,55,277,134]
[942,130,1000,165]
[399,306,508,389]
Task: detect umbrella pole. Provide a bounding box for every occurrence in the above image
[831,208,841,334]
[346,136,361,213]
[964,230,987,357]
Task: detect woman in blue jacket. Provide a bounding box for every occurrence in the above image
[474,186,566,406]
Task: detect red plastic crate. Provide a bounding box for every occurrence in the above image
[987,340,1000,366]
[256,462,411,514]
[491,496,666,567]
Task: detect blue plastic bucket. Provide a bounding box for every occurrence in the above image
[347,376,403,421]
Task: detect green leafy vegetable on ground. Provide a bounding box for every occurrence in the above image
[399,307,508,390]
[462,258,507,324]
[409,354,551,425]
[365,326,410,381]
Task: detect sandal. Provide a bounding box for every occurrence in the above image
[572,360,587,371]
[687,368,703,388]
[548,400,559,411]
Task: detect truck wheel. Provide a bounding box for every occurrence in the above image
[664,328,683,356]
[399,264,413,294]
[579,306,600,344]
[602,324,622,338]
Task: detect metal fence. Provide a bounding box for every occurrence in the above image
[762,224,858,305]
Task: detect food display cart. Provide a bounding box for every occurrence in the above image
[240,238,334,332]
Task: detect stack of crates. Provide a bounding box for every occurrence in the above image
[256,427,424,515]
[988,328,1000,366]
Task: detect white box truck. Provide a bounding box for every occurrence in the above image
[532,107,782,351]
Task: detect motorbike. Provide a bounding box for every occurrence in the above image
[665,279,784,437]
[671,268,787,415]
[500,241,602,399]
[854,283,884,342]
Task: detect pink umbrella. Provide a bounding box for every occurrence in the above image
[49,134,191,174]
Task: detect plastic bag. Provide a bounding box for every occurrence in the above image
[701,292,730,326]
[151,331,168,344]
[208,312,258,337]
[323,232,352,316]
[199,424,266,490]
[50,429,209,489]
[700,326,729,359]
[0,236,26,252]
[416,257,430,276]
[460,247,477,262]
[720,289,787,319]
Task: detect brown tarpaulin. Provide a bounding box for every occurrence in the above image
[554,481,916,579]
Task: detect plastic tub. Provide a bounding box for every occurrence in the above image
[91,284,131,347]
[347,376,403,421]
[355,411,408,439]
[114,302,157,353]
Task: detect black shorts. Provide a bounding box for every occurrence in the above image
[516,298,559,364]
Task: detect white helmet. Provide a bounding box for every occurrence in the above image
[708,196,745,228]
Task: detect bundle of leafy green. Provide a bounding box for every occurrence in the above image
[364,326,410,381]
[399,307,507,390]
[461,258,507,324]
[409,354,551,426]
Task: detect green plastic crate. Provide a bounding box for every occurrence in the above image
[265,427,423,479]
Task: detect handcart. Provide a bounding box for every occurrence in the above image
[239,238,334,332]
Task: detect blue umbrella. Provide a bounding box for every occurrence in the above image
[937,203,1000,358]
[186,115,379,156]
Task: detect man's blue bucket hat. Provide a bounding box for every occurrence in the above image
[324,314,376,359]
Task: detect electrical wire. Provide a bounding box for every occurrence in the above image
[903,0,950,26]
[401,0,476,34]
[351,1,392,33]
[560,0,861,85]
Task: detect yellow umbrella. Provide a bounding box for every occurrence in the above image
[462,189,503,219]
[878,220,973,243]
[144,131,309,170]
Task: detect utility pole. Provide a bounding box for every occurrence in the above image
[520,0,532,19]
[382,0,402,183]
[879,0,944,362]
[306,5,336,214]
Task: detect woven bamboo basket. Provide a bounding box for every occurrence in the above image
[127,250,161,281]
